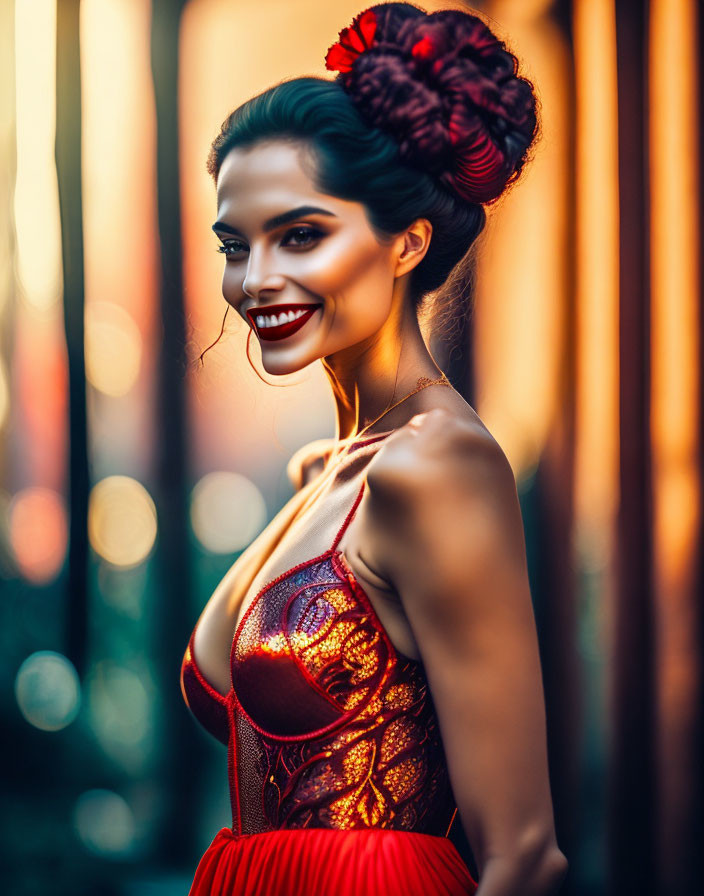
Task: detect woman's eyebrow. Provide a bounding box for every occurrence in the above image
[211,205,337,237]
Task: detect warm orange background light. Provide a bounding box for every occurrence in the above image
[476,1,570,477]
[80,0,159,477]
[572,0,620,574]
[9,487,68,583]
[649,0,701,879]
[11,0,68,498]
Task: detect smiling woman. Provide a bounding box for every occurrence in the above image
[215,214,331,343]
[210,139,427,379]
[181,4,567,896]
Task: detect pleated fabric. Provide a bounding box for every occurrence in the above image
[188,826,478,896]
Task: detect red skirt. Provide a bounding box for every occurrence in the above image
[188,827,478,896]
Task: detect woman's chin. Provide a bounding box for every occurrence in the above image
[259,350,317,377]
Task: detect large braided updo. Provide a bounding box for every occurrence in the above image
[206,2,539,338]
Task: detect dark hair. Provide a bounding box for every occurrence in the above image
[201,3,539,363]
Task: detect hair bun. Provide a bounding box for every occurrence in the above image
[326,3,538,204]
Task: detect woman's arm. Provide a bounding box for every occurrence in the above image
[364,411,568,896]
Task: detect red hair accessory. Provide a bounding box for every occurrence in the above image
[411,36,437,61]
[325,9,377,74]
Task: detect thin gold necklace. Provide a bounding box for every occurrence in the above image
[327,371,452,467]
[288,372,452,530]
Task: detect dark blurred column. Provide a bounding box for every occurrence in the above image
[56,0,89,678]
[608,2,657,894]
[532,0,580,884]
[150,0,201,863]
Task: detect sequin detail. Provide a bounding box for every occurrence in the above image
[181,478,457,837]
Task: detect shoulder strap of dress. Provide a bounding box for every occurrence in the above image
[331,478,366,552]
[330,427,397,551]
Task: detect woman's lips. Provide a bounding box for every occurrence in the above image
[247,303,323,343]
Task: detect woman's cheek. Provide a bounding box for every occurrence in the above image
[286,235,392,296]
[221,264,245,308]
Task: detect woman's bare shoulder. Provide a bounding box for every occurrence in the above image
[361,406,526,617]
[367,406,508,499]
[359,407,516,583]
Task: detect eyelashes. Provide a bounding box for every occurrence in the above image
[216,225,326,259]
[282,225,326,248]
[216,241,245,258]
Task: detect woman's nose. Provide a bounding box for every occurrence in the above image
[242,248,285,300]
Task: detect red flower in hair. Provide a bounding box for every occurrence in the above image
[325,9,377,73]
[411,36,437,61]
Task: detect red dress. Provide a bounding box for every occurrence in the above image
[181,436,478,895]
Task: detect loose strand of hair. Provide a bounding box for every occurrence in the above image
[198,303,230,366]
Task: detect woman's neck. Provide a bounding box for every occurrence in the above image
[321,301,445,442]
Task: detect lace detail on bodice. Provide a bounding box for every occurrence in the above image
[228,548,454,833]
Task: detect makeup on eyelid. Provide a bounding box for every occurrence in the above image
[216,225,327,259]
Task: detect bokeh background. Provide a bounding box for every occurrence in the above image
[1,0,701,894]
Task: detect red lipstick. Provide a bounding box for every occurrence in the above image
[246,303,323,343]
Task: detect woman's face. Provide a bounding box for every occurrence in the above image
[212,140,407,376]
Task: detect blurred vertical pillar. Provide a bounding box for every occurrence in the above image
[534,1,580,880]
[648,1,702,893]
[150,0,199,862]
[572,0,620,891]
[609,1,657,894]
[0,0,16,465]
[56,0,89,677]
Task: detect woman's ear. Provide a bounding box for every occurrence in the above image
[394,218,433,279]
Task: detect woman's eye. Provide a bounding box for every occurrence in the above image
[216,240,248,258]
[216,226,324,259]
[281,226,324,248]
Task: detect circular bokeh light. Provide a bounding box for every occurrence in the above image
[9,487,67,583]
[86,660,153,772]
[88,476,157,568]
[74,789,136,857]
[190,472,266,554]
[15,650,81,731]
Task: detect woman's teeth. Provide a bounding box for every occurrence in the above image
[255,309,309,328]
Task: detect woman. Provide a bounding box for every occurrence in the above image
[181,4,568,894]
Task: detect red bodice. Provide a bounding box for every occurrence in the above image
[181,455,458,838]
